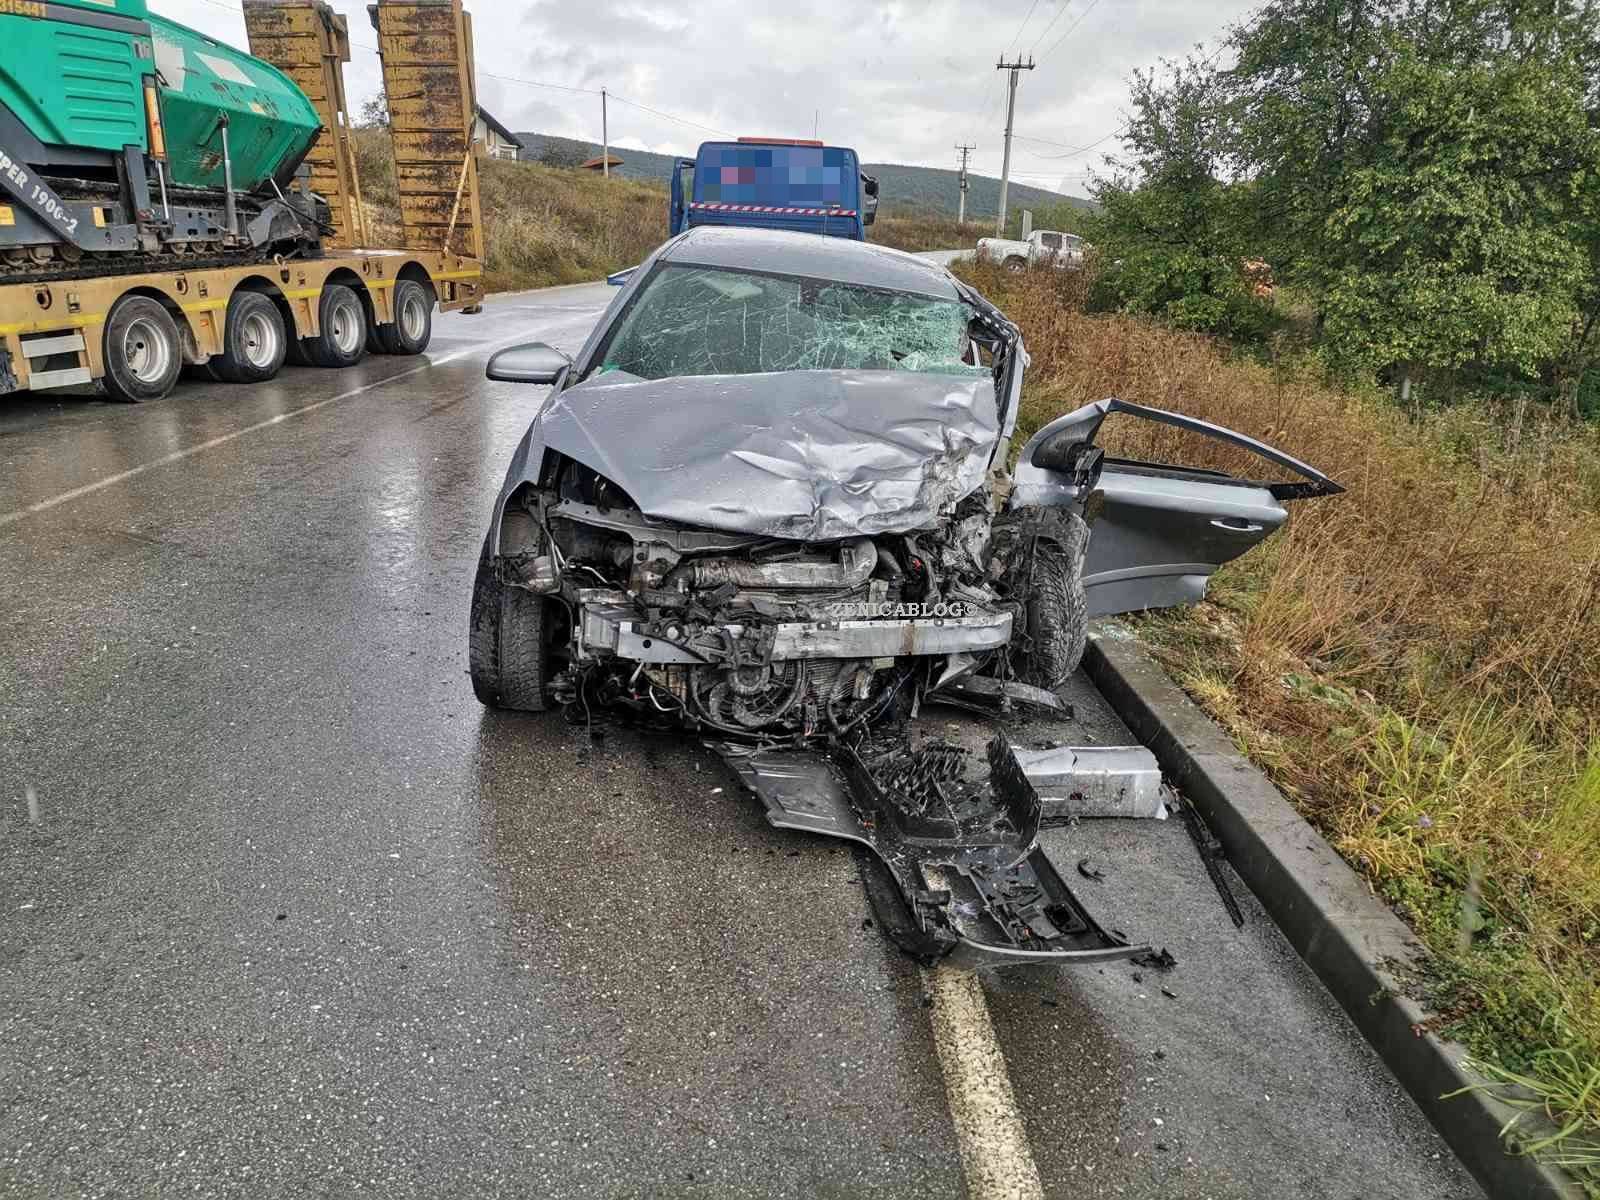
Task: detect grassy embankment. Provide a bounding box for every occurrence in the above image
[351,133,978,291]
[353,131,667,292]
[952,258,1600,1188]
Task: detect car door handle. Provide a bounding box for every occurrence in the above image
[1210,518,1264,533]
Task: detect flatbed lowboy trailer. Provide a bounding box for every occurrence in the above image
[0,248,482,399]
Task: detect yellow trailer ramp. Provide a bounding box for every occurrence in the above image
[242,0,369,249]
[368,0,484,263]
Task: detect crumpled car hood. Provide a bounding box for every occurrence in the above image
[536,370,999,541]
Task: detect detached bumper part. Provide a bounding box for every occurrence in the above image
[716,736,1147,967]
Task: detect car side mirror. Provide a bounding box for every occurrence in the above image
[1031,432,1104,488]
[486,342,571,385]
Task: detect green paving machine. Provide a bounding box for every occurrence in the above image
[0,0,327,277]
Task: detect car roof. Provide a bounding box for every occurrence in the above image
[658,225,963,301]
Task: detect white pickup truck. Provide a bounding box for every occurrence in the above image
[976,229,1088,272]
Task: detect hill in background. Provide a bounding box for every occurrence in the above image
[514,132,1095,222]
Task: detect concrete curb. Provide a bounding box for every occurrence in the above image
[1082,623,1583,1200]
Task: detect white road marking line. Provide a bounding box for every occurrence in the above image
[0,334,530,530]
[923,965,1045,1200]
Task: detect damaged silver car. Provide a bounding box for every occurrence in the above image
[469,226,1339,965]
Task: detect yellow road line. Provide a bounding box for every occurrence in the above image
[923,966,1045,1200]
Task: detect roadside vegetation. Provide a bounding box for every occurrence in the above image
[866,212,973,252]
[353,128,668,292]
[955,254,1600,1188]
[953,0,1600,1181]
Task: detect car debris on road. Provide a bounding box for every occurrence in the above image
[468,226,1339,965]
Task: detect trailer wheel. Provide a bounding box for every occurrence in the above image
[375,279,433,356]
[101,295,182,403]
[1003,256,1028,274]
[306,284,367,369]
[211,291,287,384]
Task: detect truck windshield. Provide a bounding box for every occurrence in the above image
[594,265,985,381]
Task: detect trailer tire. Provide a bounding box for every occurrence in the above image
[211,291,287,384]
[1003,256,1027,274]
[101,295,182,404]
[468,534,550,711]
[375,279,433,356]
[306,284,367,369]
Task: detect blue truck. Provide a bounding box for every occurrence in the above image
[669,138,879,240]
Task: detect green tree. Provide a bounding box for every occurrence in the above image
[357,90,389,130]
[1084,59,1273,339]
[1225,0,1600,404]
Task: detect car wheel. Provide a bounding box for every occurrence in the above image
[996,508,1089,687]
[306,283,367,369]
[468,535,549,711]
[211,291,287,384]
[375,279,433,355]
[101,295,182,403]
[1003,256,1027,274]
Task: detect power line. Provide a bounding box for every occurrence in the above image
[1004,0,1043,56]
[606,93,733,138]
[1026,0,1075,55]
[1037,0,1102,63]
[1011,129,1123,158]
[1016,37,1237,162]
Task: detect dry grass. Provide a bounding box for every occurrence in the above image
[868,211,978,253]
[351,130,668,292]
[954,258,1600,1186]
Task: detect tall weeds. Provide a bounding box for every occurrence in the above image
[956,258,1600,1186]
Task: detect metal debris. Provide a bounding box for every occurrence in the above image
[1179,797,1245,928]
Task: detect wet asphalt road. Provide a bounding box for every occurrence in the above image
[0,280,1484,1199]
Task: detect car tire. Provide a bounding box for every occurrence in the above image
[211,291,287,384]
[1003,256,1027,274]
[374,279,433,356]
[101,295,182,403]
[468,535,549,711]
[306,283,367,369]
[995,508,1090,687]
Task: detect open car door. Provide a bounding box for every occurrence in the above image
[1011,399,1342,617]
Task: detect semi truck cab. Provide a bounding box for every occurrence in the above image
[670,138,877,241]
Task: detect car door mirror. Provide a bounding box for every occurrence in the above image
[1030,430,1103,487]
[486,342,571,385]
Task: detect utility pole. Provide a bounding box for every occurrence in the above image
[955,143,974,224]
[601,88,609,178]
[995,56,1033,236]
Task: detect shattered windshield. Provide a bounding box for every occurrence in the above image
[594,264,987,380]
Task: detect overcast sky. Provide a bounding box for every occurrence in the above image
[170,0,1257,198]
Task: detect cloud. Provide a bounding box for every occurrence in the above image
[153,0,1258,196]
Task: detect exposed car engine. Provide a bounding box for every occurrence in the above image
[493,454,1085,743]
